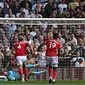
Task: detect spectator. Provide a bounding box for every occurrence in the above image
[19,12,26,18]
[70,34,77,46]
[23,2,30,15]
[25,9,35,18]
[50,11,57,18]
[2,2,9,17]
[32,0,46,13]
[69,0,79,11]
[16,7,25,18]
[72,51,84,67]
[12,1,20,16]
[77,42,85,57]
[53,3,58,14]
[34,7,42,18]
[45,0,53,18]
[20,0,32,9]
[58,0,67,14]
[0,0,4,8]
[5,8,15,18]
[57,32,65,46]
[81,11,85,18]
[39,6,46,18]
[7,24,17,39]
[0,7,3,17]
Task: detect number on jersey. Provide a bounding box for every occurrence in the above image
[49,42,56,48]
[17,44,21,49]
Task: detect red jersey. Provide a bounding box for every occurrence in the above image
[13,41,29,56]
[45,39,61,56]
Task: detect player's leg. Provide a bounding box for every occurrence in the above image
[26,63,40,68]
[28,70,47,79]
[48,65,52,83]
[46,57,52,83]
[22,56,29,81]
[30,70,47,75]
[52,66,57,83]
[23,64,29,81]
[16,56,24,82]
[52,56,58,83]
[19,65,24,81]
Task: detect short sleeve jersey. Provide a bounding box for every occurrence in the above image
[13,41,29,56]
[45,39,61,56]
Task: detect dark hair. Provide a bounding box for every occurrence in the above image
[53,33,58,39]
[79,58,83,64]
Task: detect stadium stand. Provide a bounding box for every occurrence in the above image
[0,0,85,81]
[0,0,84,18]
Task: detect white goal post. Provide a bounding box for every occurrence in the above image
[0,18,85,25]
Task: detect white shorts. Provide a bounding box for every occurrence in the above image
[16,56,27,66]
[46,56,58,67]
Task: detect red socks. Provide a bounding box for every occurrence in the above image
[53,69,57,80]
[49,67,57,80]
[23,66,28,75]
[23,66,29,79]
[19,68,23,75]
[49,67,52,78]
[19,66,29,80]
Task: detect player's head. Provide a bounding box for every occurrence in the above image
[3,72,8,76]
[53,33,58,39]
[18,34,24,41]
[79,58,83,64]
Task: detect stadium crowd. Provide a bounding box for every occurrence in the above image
[0,0,85,18]
[0,24,85,69]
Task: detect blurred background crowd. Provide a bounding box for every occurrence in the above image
[0,0,85,70]
[0,24,85,70]
[0,0,85,18]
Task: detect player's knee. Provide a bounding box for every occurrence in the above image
[49,65,52,68]
[52,64,58,68]
[53,67,57,70]
[46,65,52,68]
[18,65,23,68]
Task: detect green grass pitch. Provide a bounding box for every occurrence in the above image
[0,80,85,85]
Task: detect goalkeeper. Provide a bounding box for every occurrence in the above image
[2,65,46,81]
[1,54,46,81]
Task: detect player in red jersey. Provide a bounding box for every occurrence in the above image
[13,34,33,82]
[43,33,61,83]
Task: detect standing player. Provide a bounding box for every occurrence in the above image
[13,34,33,82]
[44,33,61,83]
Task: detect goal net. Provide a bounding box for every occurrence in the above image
[0,18,85,80]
